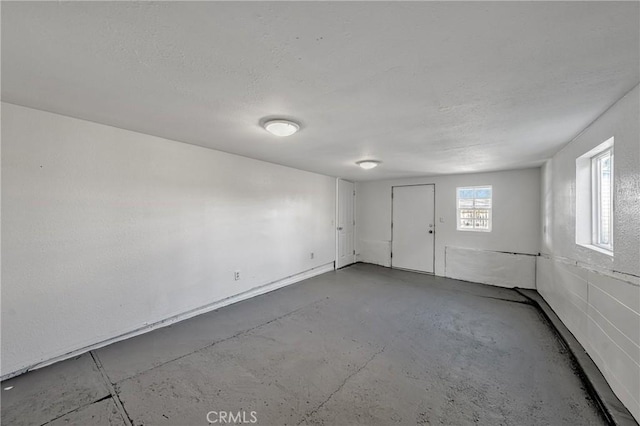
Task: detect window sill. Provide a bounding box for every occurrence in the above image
[577,243,613,257]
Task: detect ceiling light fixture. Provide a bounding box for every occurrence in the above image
[263,119,300,137]
[356,160,381,170]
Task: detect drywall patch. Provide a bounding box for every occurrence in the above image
[445,246,536,289]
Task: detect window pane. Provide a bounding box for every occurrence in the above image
[456,185,492,232]
[460,209,475,219]
[475,198,491,208]
[598,152,612,246]
[475,220,489,230]
[475,209,490,219]
[459,218,473,229]
[458,188,475,199]
[458,199,474,208]
[591,148,613,251]
[474,187,492,198]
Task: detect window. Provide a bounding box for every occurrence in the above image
[575,137,614,255]
[457,186,492,232]
[592,148,613,251]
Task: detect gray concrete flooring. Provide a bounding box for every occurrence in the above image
[1,264,606,425]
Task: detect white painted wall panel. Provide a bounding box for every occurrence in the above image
[1,103,336,377]
[586,315,640,418]
[554,261,589,314]
[587,301,639,366]
[588,271,640,314]
[538,85,640,421]
[536,256,554,299]
[356,168,541,279]
[444,247,536,289]
[545,260,590,347]
[589,285,639,347]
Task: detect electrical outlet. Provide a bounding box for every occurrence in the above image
[310,252,314,259]
[234,271,240,281]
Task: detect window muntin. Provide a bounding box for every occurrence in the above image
[457,186,492,232]
[592,148,613,251]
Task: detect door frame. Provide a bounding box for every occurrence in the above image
[390,183,436,274]
[335,178,356,269]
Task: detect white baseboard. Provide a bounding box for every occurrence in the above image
[1,262,335,381]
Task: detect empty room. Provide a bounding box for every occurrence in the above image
[1,2,639,425]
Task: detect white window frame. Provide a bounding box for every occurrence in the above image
[591,148,613,252]
[575,137,614,256]
[456,186,492,232]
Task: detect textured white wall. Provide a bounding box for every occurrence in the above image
[541,85,640,276]
[1,103,336,377]
[538,85,640,421]
[355,168,541,280]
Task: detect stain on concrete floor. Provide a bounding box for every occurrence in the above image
[1,264,607,425]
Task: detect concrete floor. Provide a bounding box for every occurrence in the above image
[2,264,606,426]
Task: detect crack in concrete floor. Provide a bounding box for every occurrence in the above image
[297,345,387,425]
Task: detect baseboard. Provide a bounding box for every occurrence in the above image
[515,288,638,426]
[1,262,335,381]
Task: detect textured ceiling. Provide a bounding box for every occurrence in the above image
[2,2,639,181]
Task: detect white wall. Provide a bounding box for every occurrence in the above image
[356,168,540,287]
[538,85,640,421]
[1,103,336,378]
[444,246,536,289]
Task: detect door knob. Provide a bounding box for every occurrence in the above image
[429,230,433,234]
[337,227,343,230]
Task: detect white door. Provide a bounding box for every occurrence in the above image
[336,179,355,269]
[392,185,435,273]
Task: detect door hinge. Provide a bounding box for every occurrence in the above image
[391,252,393,258]
[353,250,356,255]
[353,190,356,196]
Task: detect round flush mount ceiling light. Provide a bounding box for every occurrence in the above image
[263,119,300,137]
[356,160,381,170]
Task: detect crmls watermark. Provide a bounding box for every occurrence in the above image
[206,411,258,424]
